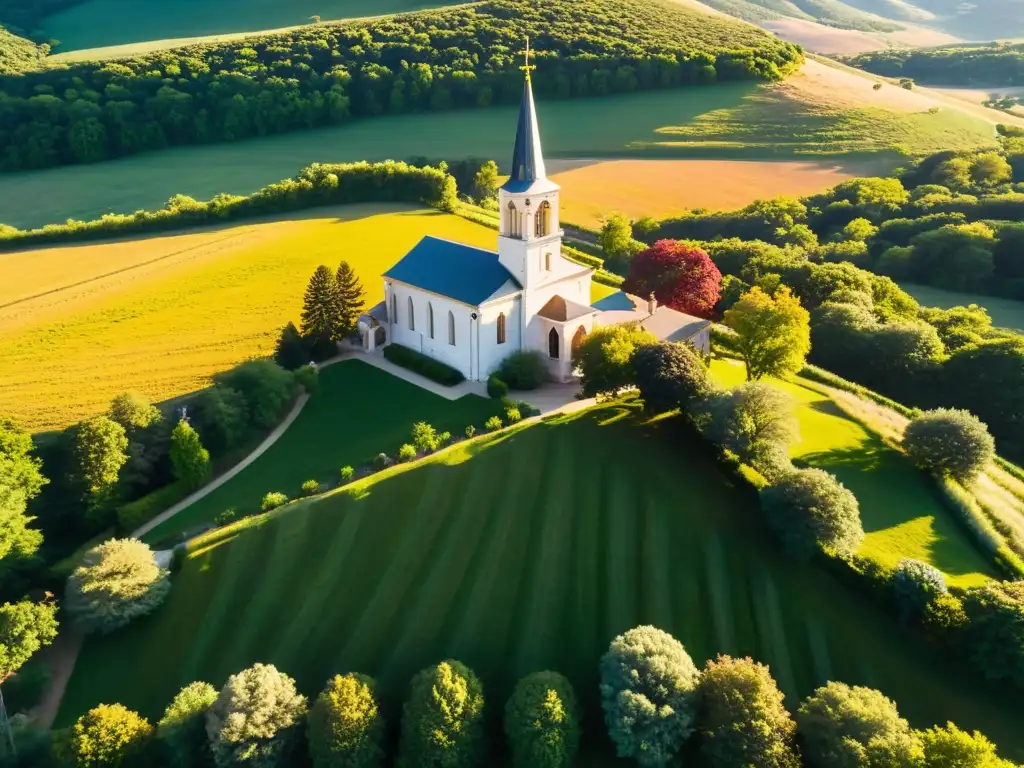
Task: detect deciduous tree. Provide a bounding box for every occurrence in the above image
[214,360,295,431]
[207,663,308,768]
[472,160,499,203]
[0,418,47,501]
[73,416,129,496]
[961,580,1024,687]
[701,382,798,473]
[158,681,218,768]
[505,671,580,768]
[0,485,42,567]
[307,673,385,768]
[599,625,700,766]
[65,538,171,634]
[624,240,722,317]
[108,393,161,433]
[169,420,211,490]
[918,722,1015,768]
[902,408,995,482]
[69,704,153,767]
[760,468,863,560]
[697,655,799,768]
[0,597,58,681]
[574,323,657,398]
[274,322,311,371]
[892,558,947,623]
[398,660,485,768]
[631,341,711,414]
[724,286,810,381]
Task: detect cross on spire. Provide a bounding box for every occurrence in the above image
[520,36,536,82]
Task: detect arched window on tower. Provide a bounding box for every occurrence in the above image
[497,313,507,344]
[407,297,415,331]
[535,200,551,238]
[548,328,560,359]
[507,201,520,238]
[448,311,456,345]
[428,303,434,339]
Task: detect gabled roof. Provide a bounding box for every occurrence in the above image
[537,295,596,323]
[383,236,520,306]
[502,76,547,193]
[591,291,711,342]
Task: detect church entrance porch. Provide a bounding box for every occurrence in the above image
[535,295,597,383]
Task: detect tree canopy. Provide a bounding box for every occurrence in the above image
[724,286,811,380]
[307,673,385,768]
[398,660,485,768]
[624,240,722,317]
[505,671,580,768]
[0,597,58,681]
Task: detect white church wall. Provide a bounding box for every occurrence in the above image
[385,282,475,380]
[477,296,522,378]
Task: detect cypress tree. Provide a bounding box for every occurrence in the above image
[334,261,366,340]
[302,265,341,343]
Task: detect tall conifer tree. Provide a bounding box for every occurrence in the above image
[334,261,365,341]
[302,266,341,343]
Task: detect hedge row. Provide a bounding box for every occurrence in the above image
[936,476,1024,579]
[382,343,465,386]
[0,160,457,249]
[796,364,919,419]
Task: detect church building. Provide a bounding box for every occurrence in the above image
[364,49,711,383]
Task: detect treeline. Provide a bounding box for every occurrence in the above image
[844,42,1024,86]
[0,0,802,171]
[0,160,457,248]
[11,628,1020,766]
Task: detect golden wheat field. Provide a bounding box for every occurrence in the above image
[0,205,511,431]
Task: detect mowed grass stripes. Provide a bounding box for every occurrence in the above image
[58,400,1024,760]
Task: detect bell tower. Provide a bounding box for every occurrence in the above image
[497,37,562,291]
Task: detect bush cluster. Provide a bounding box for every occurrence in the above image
[487,375,509,399]
[383,343,465,386]
[497,350,549,390]
[902,408,996,482]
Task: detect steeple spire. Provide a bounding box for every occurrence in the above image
[507,36,546,187]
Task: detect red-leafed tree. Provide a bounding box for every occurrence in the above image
[624,240,722,318]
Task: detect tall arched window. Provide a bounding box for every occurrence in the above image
[391,292,397,324]
[572,325,587,356]
[535,200,551,237]
[448,311,456,345]
[497,313,506,344]
[507,201,520,238]
[407,297,415,331]
[545,252,552,271]
[428,303,434,339]
[548,328,560,359]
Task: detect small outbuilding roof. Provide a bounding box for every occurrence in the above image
[537,294,597,323]
[383,236,520,306]
[591,291,711,342]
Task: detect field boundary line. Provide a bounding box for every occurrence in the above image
[131,355,349,539]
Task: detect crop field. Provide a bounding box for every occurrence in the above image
[0,206,506,432]
[0,62,1000,232]
[760,17,958,55]
[42,0,465,53]
[142,360,499,544]
[57,398,1023,759]
[710,359,994,587]
[900,283,1024,333]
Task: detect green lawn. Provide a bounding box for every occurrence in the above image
[901,282,1024,333]
[710,359,995,587]
[59,399,1022,761]
[142,359,499,544]
[42,0,464,52]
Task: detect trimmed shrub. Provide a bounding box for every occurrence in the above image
[497,350,549,390]
[632,341,712,414]
[398,444,417,462]
[701,382,798,464]
[262,492,289,512]
[485,416,503,432]
[795,682,923,767]
[274,322,311,371]
[206,663,308,768]
[576,324,658,398]
[487,376,509,399]
[697,655,799,768]
[505,407,522,424]
[214,509,237,526]
[411,422,445,453]
[158,681,218,768]
[214,360,295,431]
[760,468,864,560]
[514,400,540,418]
[294,365,320,395]
[301,480,321,496]
[372,454,392,471]
[902,408,995,482]
[892,558,947,622]
[65,539,171,634]
[383,344,464,386]
[961,580,1024,687]
[307,674,385,768]
[339,466,354,483]
[465,425,476,438]
[505,671,580,768]
[599,625,701,766]
[398,660,485,768]
[70,704,153,767]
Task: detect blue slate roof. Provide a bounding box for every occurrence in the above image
[502,76,547,192]
[591,291,638,311]
[383,236,520,306]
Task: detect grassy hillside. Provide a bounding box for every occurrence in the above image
[0,206,501,431]
[0,25,44,73]
[40,0,466,53]
[57,399,1023,759]
[697,0,902,31]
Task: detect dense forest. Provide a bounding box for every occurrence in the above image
[0,0,801,171]
[845,43,1024,86]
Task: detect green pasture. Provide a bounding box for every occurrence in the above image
[59,398,1022,760]
[901,282,1024,333]
[710,359,995,587]
[42,0,464,53]
[142,359,498,544]
[0,82,991,231]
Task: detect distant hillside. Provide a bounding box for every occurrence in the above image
[902,0,1024,39]
[0,0,802,171]
[846,43,1024,86]
[694,0,903,31]
[0,24,44,73]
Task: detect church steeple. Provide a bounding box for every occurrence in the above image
[504,37,547,191]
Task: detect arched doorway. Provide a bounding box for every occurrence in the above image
[571,325,587,357]
[548,328,560,359]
